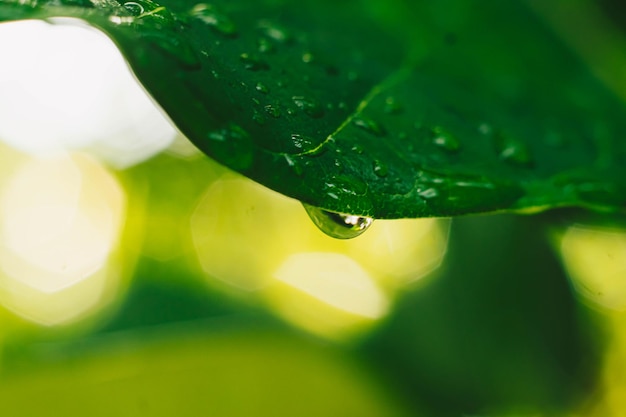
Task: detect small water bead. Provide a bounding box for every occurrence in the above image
[257,20,292,43]
[264,104,281,118]
[418,187,439,200]
[284,154,303,176]
[207,123,249,142]
[191,3,238,37]
[123,1,145,15]
[257,37,274,54]
[431,126,460,153]
[351,144,364,154]
[290,134,317,152]
[496,134,533,167]
[140,32,201,70]
[372,159,388,177]
[255,82,269,94]
[240,53,269,71]
[302,204,374,239]
[352,116,386,137]
[252,112,266,125]
[292,96,324,118]
[383,96,403,115]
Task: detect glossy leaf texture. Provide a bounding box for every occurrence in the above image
[1,0,626,218]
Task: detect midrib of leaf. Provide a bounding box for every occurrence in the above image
[296,66,414,158]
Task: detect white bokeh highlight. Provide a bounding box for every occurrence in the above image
[0,19,177,168]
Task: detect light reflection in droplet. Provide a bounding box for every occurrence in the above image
[0,152,126,325]
[0,19,176,168]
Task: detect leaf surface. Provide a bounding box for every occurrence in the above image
[1,0,626,218]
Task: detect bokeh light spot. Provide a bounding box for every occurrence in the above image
[0,19,177,168]
[0,152,126,325]
[560,225,626,311]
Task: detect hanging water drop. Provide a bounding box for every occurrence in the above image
[303,203,373,239]
[191,3,238,37]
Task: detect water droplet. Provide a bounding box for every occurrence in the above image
[495,133,533,166]
[252,112,266,125]
[255,82,269,94]
[478,123,493,136]
[351,144,364,154]
[431,126,460,152]
[140,32,201,70]
[418,187,439,200]
[257,20,291,43]
[302,204,373,239]
[284,154,303,176]
[264,104,281,118]
[208,123,249,142]
[191,3,238,37]
[292,96,324,118]
[123,1,144,15]
[384,96,403,114]
[290,134,316,152]
[372,159,388,177]
[240,53,269,71]
[257,37,274,53]
[352,116,386,137]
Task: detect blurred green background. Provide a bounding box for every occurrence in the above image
[1,2,626,416]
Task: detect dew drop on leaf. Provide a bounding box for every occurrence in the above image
[264,104,281,118]
[431,126,460,152]
[239,53,269,71]
[190,3,238,37]
[252,111,266,125]
[123,1,144,16]
[352,116,386,137]
[255,82,269,94]
[257,37,274,53]
[284,154,303,176]
[290,133,317,152]
[257,20,292,44]
[495,133,533,167]
[140,32,201,70]
[383,96,403,114]
[372,159,388,177]
[292,96,324,118]
[302,203,373,239]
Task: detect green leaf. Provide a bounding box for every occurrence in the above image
[1,0,626,218]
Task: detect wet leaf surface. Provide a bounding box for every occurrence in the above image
[1,0,626,218]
